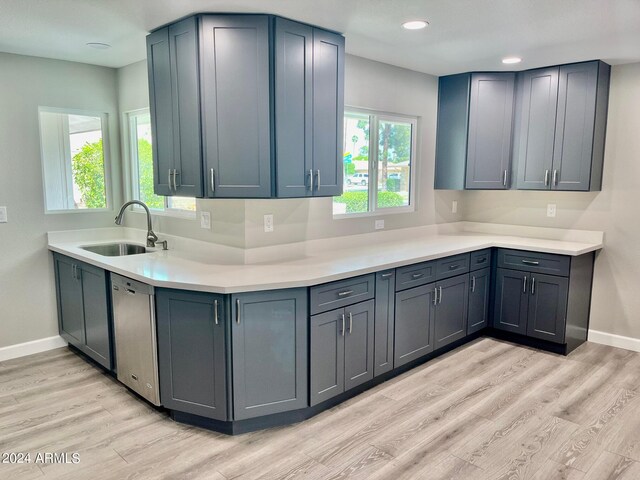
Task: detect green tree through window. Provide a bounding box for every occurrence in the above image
[72,139,107,209]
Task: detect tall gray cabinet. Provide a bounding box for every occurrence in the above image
[146,14,345,199]
[515,61,610,191]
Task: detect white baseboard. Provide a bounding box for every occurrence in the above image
[0,336,68,362]
[588,330,640,353]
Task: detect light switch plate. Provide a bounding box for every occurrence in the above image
[547,204,557,218]
[0,206,7,223]
[264,214,274,233]
[200,211,211,229]
[375,219,385,230]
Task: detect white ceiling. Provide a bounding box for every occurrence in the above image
[1,0,639,75]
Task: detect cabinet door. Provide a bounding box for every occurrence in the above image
[275,18,313,197]
[312,28,344,197]
[552,62,599,191]
[374,271,395,376]
[344,300,375,391]
[468,267,491,334]
[168,17,203,197]
[79,263,112,370]
[156,289,227,420]
[54,255,84,348]
[466,73,515,189]
[231,289,308,419]
[146,27,174,196]
[494,268,529,335]
[515,67,559,190]
[310,308,345,406]
[527,274,568,343]
[394,284,436,368]
[200,15,272,198]
[434,275,469,349]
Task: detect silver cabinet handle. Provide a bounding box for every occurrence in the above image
[438,286,443,304]
[210,168,216,193]
[214,299,219,325]
[168,169,173,192]
[544,169,550,186]
[449,264,460,270]
[381,272,393,279]
[412,273,424,279]
[337,290,353,297]
[552,169,558,186]
[522,260,540,266]
[523,276,528,294]
[433,287,438,306]
[173,169,179,190]
[348,312,353,334]
[503,170,508,187]
[531,277,536,295]
[308,169,313,191]
[341,313,346,337]
[315,170,320,190]
[235,299,240,325]
[471,275,476,293]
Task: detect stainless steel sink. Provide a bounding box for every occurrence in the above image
[80,243,148,257]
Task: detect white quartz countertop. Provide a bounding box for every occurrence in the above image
[47,223,603,294]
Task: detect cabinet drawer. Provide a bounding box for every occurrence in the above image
[497,249,570,277]
[470,249,492,271]
[436,253,470,280]
[310,274,375,315]
[395,262,436,292]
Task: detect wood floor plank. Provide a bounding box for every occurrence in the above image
[582,451,640,480]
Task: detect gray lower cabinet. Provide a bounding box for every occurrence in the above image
[494,268,568,343]
[310,299,374,406]
[156,289,227,420]
[53,253,112,370]
[374,271,395,376]
[231,289,308,419]
[434,275,469,349]
[467,267,491,334]
[515,61,610,191]
[394,284,436,368]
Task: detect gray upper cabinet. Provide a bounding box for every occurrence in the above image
[156,289,227,420]
[515,61,610,191]
[201,15,272,198]
[466,73,516,189]
[374,271,395,377]
[53,253,113,370]
[147,17,203,197]
[231,288,308,419]
[147,14,344,199]
[394,284,436,367]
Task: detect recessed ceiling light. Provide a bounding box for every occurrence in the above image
[502,57,522,64]
[402,20,429,30]
[86,42,111,50]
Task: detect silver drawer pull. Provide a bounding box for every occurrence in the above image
[477,257,487,264]
[448,264,460,270]
[380,272,393,279]
[337,290,353,297]
[411,273,424,279]
[522,260,540,266]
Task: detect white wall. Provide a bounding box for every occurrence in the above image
[0,52,121,349]
[463,62,640,341]
[118,55,463,248]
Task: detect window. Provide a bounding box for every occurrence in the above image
[333,109,417,217]
[39,108,110,212]
[127,110,196,215]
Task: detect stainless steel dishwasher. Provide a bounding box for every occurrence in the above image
[111,273,161,406]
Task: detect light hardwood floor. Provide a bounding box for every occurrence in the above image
[1,338,640,479]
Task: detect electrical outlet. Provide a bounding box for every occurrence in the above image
[547,204,557,218]
[200,211,211,229]
[264,214,274,233]
[0,206,7,223]
[375,219,385,230]
[452,200,458,214]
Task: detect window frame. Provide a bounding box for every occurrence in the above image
[39,106,113,214]
[334,107,418,219]
[124,108,196,219]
